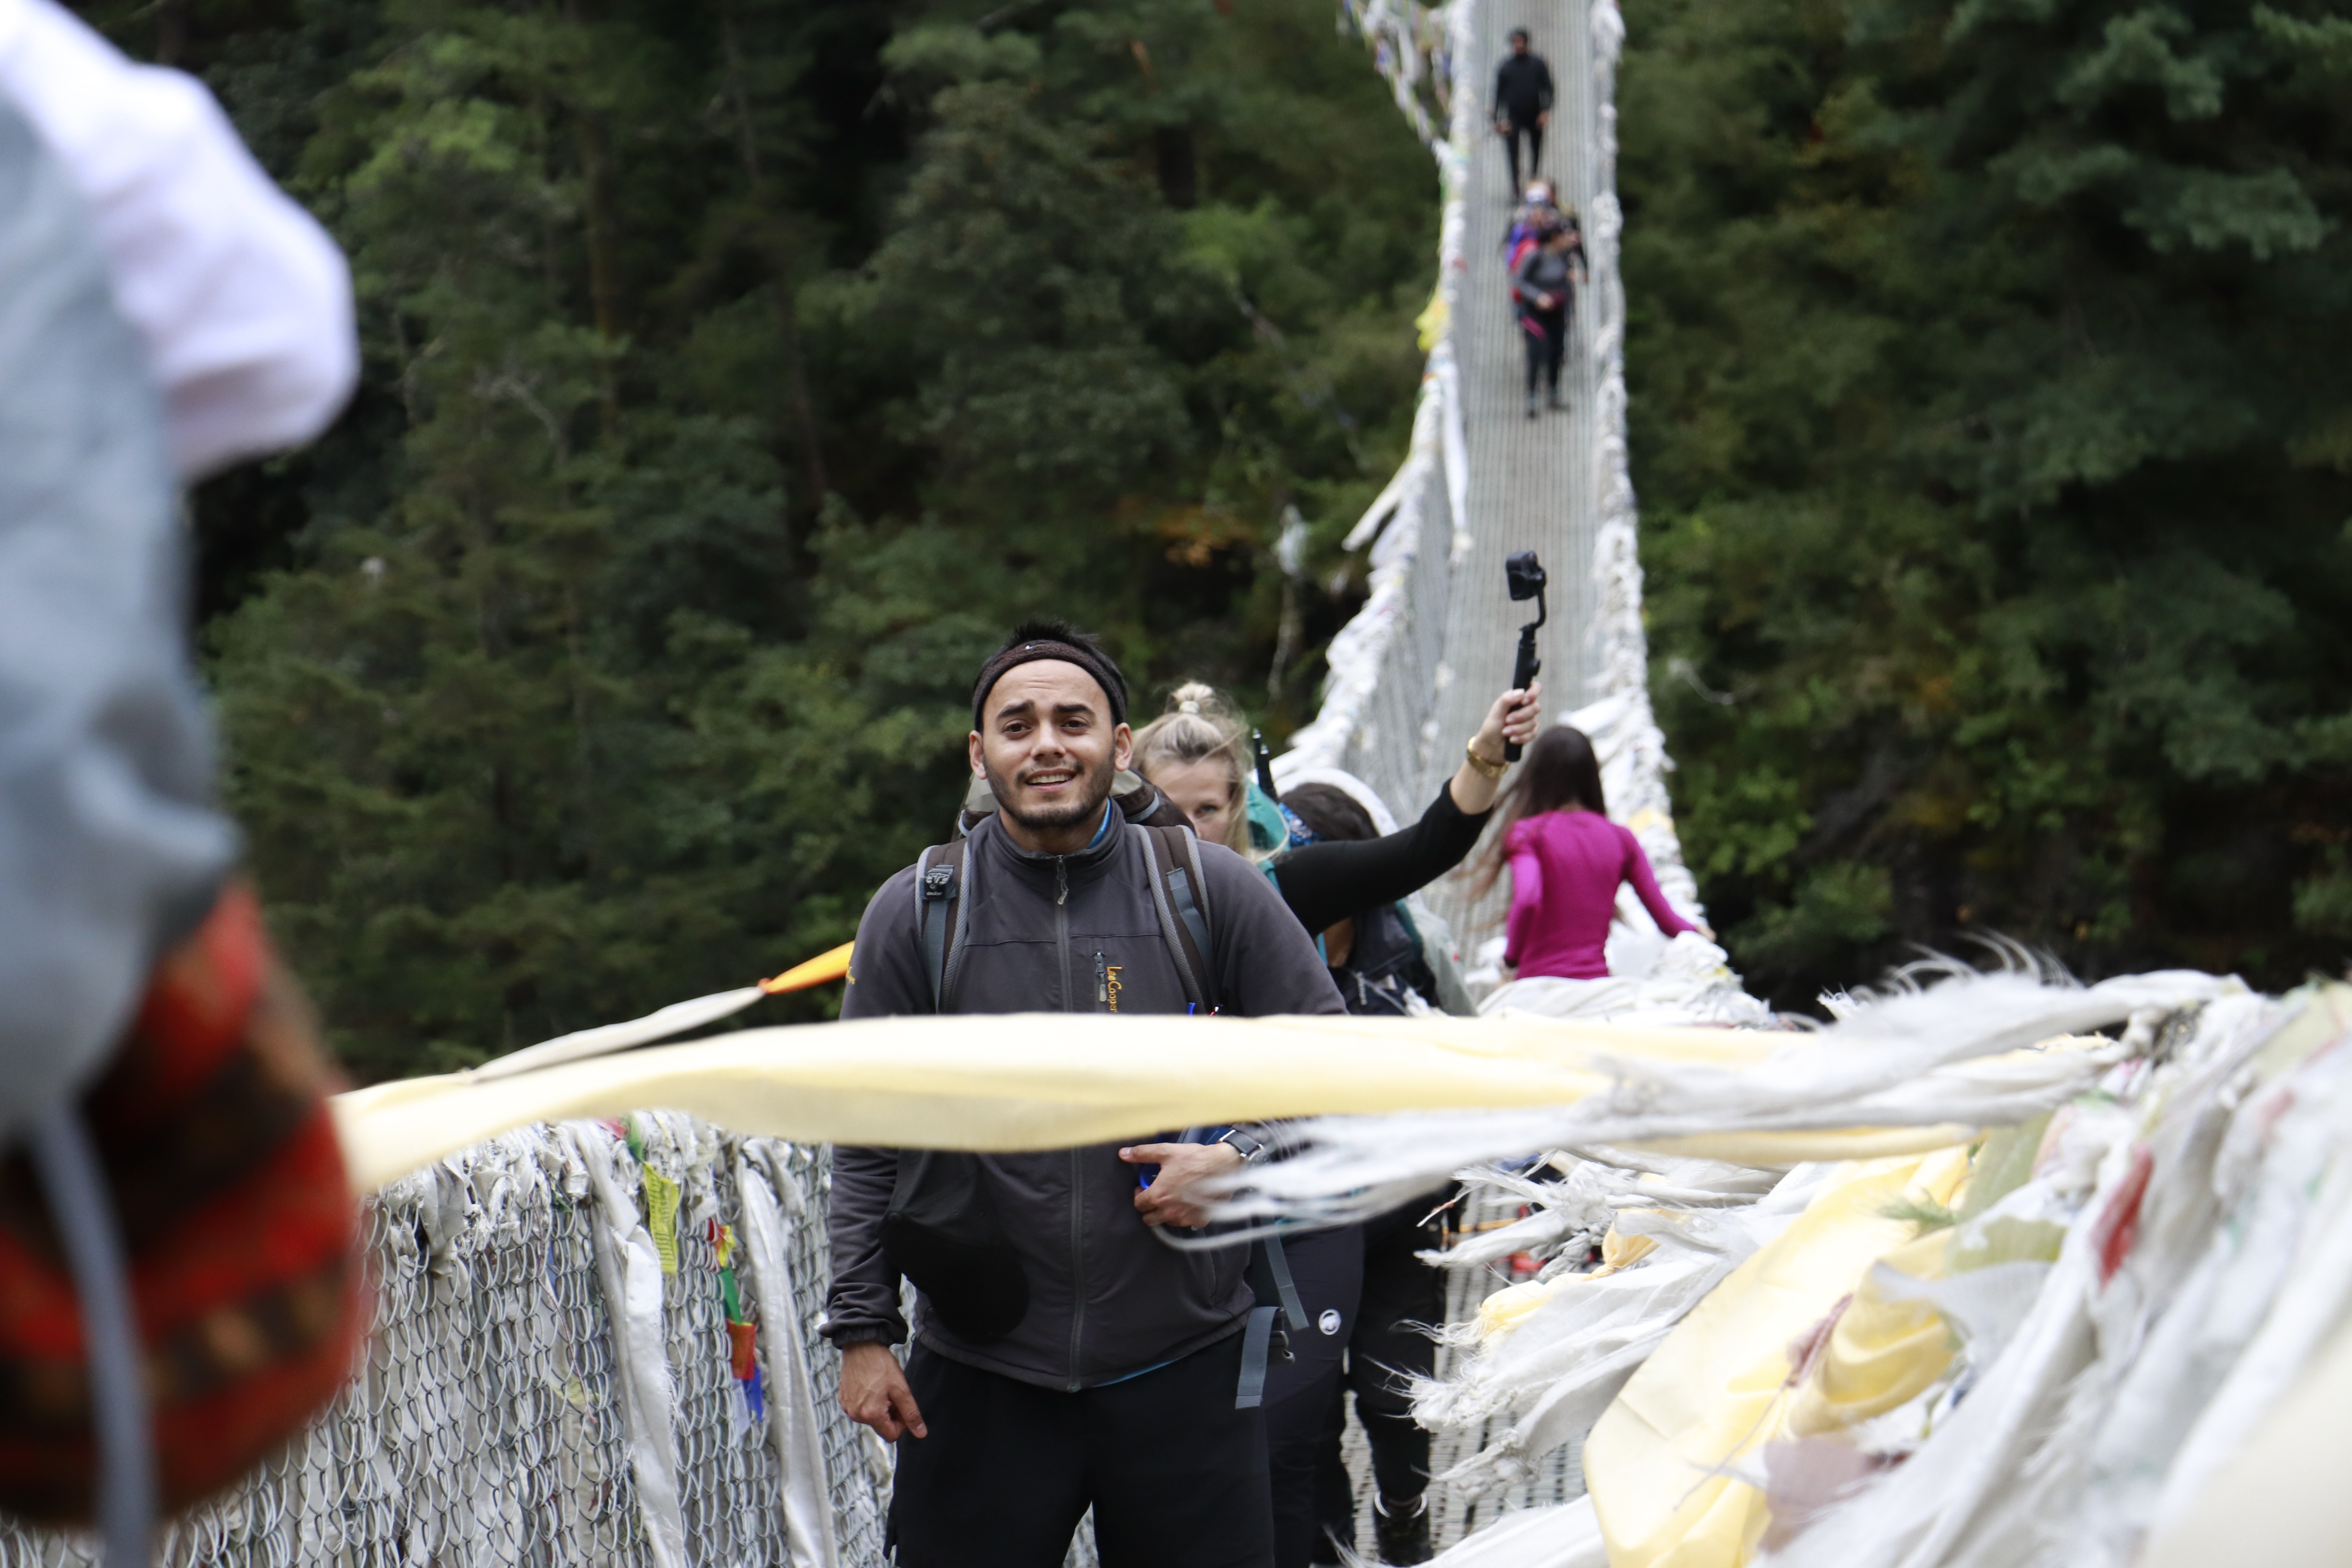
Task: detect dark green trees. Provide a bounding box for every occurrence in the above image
[136,0,2352,1053]
[1626,0,2352,1003]
[164,0,1432,1075]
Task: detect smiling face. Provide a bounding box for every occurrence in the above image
[970,660,1133,853]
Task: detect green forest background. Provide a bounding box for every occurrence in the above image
[84,0,2352,1073]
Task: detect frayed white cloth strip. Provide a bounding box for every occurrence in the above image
[735,1145,842,1568]
[1481,931,1767,1029]
[467,987,767,1083]
[1758,989,2305,1568]
[567,1124,691,1568]
[1212,971,2237,1229]
[1420,1162,1837,1495]
[1409,1495,1607,1568]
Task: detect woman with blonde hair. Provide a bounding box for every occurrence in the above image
[1131,682,1254,854]
[1129,675,1542,1568]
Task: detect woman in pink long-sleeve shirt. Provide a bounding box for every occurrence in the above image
[1476,726,1697,978]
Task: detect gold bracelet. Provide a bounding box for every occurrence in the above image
[1465,740,1508,780]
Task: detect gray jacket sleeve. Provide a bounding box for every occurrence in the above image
[0,99,235,1144]
[823,865,926,1345]
[1194,842,1348,1018]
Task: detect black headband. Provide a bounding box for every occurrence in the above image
[971,638,1130,732]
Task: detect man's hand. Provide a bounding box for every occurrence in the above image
[1120,1140,1244,1229]
[839,1341,927,1440]
[1537,110,1550,129]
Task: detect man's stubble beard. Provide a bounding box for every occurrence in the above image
[990,750,1118,835]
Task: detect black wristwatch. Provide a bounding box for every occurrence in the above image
[1217,1127,1270,1165]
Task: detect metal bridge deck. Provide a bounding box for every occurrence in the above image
[1414,0,1607,960]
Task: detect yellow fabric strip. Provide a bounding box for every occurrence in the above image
[643,1166,681,1276]
[337,1012,1686,1192]
[330,1011,2012,1194]
[760,941,854,994]
[1584,1149,1973,1568]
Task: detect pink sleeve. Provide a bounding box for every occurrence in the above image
[1504,831,1543,965]
[1621,826,1695,936]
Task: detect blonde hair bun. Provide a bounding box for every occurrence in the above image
[1132,682,1251,854]
[1169,681,1220,718]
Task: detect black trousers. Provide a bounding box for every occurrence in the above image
[1314,1195,1449,1551]
[1503,117,1544,194]
[1266,1363,1345,1568]
[1259,1226,1365,1568]
[890,1334,1276,1568]
[1522,306,1567,395]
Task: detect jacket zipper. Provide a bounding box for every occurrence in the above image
[1056,853,1085,1386]
[1053,857,1071,1004]
[1095,949,1108,1010]
[1065,1144,1086,1389]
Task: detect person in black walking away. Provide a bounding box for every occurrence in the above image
[1492,27,1553,197]
[1513,216,1586,417]
[824,621,1347,1568]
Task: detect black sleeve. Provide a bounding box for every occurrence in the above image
[837,864,927,1022]
[824,866,926,1347]
[1537,59,1555,111]
[1193,842,1348,1017]
[1271,784,1494,936]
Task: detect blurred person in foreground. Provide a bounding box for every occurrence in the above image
[0,0,363,1529]
[824,621,1346,1568]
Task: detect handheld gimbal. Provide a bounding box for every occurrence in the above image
[1504,551,1546,762]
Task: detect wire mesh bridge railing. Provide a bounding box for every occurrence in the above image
[0,1116,889,1568]
[0,1122,1565,1568]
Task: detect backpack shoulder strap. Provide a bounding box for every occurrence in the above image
[1235,1232,1312,1410]
[913,838,970,1014]
[1136,823,1221,1013]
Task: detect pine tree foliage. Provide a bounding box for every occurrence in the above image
[127,0,1433,1075]
[91,0,2352,1054]
[1627,0,2352,1004]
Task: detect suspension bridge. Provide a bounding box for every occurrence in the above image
[4,0,2340,1563]
[0,4,1694,1564]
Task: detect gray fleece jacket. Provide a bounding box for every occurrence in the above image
[825,807,1345,1390]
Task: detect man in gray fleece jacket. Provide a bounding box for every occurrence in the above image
[826,621,1345,1568]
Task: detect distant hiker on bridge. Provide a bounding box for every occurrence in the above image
[1503,178,1561,275]
[825,621,1345,1568]
[1513,215,1586,416]
[0,0,365,1543]
[1492,27,1553,198]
